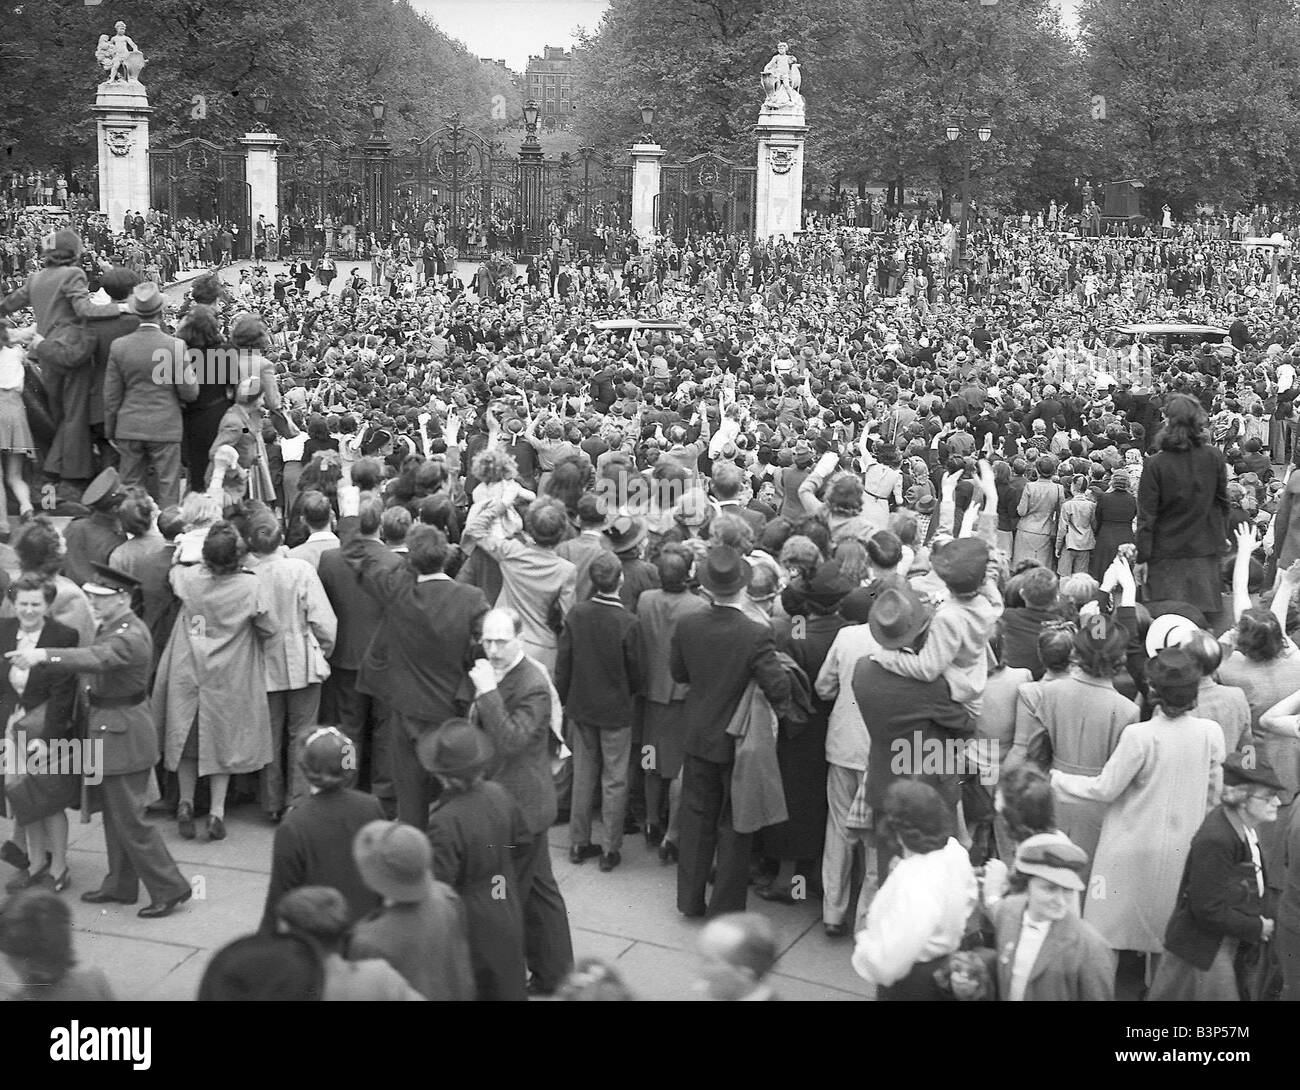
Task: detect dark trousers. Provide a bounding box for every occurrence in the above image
[625,696,646,827]
[389,711,438,829]
[513,829,574,992]
[322,669,393,800]
[677,754,750,918]
[99,770,189,904]
[117,439,182,509]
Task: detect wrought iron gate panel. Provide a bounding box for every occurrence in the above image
[658,153,755,243]
[149,138,249,257]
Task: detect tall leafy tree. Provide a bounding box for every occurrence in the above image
[1080,0,1300,212]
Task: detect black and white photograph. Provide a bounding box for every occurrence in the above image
[0,0,1297,1041]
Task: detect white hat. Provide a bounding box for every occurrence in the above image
[1144,613,1201,659]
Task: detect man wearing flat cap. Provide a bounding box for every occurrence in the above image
[7,563,191,918]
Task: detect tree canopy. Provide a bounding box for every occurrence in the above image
[0,0,522,169]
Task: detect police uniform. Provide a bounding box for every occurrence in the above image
[43,565,190,914]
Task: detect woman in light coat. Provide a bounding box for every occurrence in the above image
[1052,647,1224,968]
[1014,457,1062,567]
[155,522,278,842]
[245,510,337,822]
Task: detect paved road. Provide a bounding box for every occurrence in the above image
[54,798,871,1000]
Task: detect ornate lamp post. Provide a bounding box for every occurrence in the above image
[250,86,270,132]
[518,99,544,257]
[945,114,992,271]
[364,97,391,237]
[640,102,655,144]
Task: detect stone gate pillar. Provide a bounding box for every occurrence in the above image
[93,78,152,229]
[630,142,663,244]
[241,132,281,243]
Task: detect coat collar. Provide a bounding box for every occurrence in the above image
[999,897,1078,989]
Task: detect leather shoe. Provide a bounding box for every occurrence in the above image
[0,840,29,872]
[755,884,798,905]
[208,815,226,841]
[644,824,664,847]
[81,889,136,905]
[138,887,193,919]
[177,802,196,841]
[824,922,849,939]
[568,844,601,865]
[658,840,679,865]
[598,851,621,872]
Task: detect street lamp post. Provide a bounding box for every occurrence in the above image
[579,145,595,251]
[518,99,544,258]
[364,97,391,238]
[945,115,992,272]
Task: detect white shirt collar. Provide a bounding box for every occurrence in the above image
[416,572,451,582]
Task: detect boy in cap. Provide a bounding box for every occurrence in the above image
[872,467,1004,719]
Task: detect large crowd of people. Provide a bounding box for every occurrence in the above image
[0,198,1298,1002]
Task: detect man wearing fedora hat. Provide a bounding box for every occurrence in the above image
[418,719,528,1000]
[103,282,198,508]
[671,546,791,918]
[854,583,972,872]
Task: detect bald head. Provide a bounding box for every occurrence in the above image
[696,913,777,999]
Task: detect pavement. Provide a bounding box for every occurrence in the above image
[48,802,874,1000]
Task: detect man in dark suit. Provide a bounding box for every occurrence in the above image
[555,553,642,871]
[671,547,791,918]
[318,492,405,814]
[8,564,191,917]
[470,606,574,995]
[85,267,140,474]
[103,283,199,508]
[340,487,488,829]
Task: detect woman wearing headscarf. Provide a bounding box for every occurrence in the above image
[1052,647,1225,977]
[1136,393,1228,627]
[1147,752,1283,1001]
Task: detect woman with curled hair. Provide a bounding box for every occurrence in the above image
[1007,616,1139,880]
[1053,647,1225,969]
[1218,606,1300,803]
[2,517,94,645]
[0,575,78,893]
[155,522,278,843]
[850,781,977,1000]
[1182,628,1250,755]
[1136,393,1229,627]
[1148,752,1284,1001]
[0,888,114,1000]
[175,303,229,489]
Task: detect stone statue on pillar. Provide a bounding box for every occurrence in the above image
[96,21,146,84]
[761,42,803,114]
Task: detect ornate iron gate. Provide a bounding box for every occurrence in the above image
[149,138,249,257]
[659,152,756,243]
[277,122,632,260]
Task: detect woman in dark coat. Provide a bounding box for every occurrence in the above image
[1089,470,1137,581]
[176,304,230,490]
[1136,393,1229,625]
[0,575,79,894]
[419,720,528,1001]
[757,560,852,902]
[1148,752,1283,1001]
